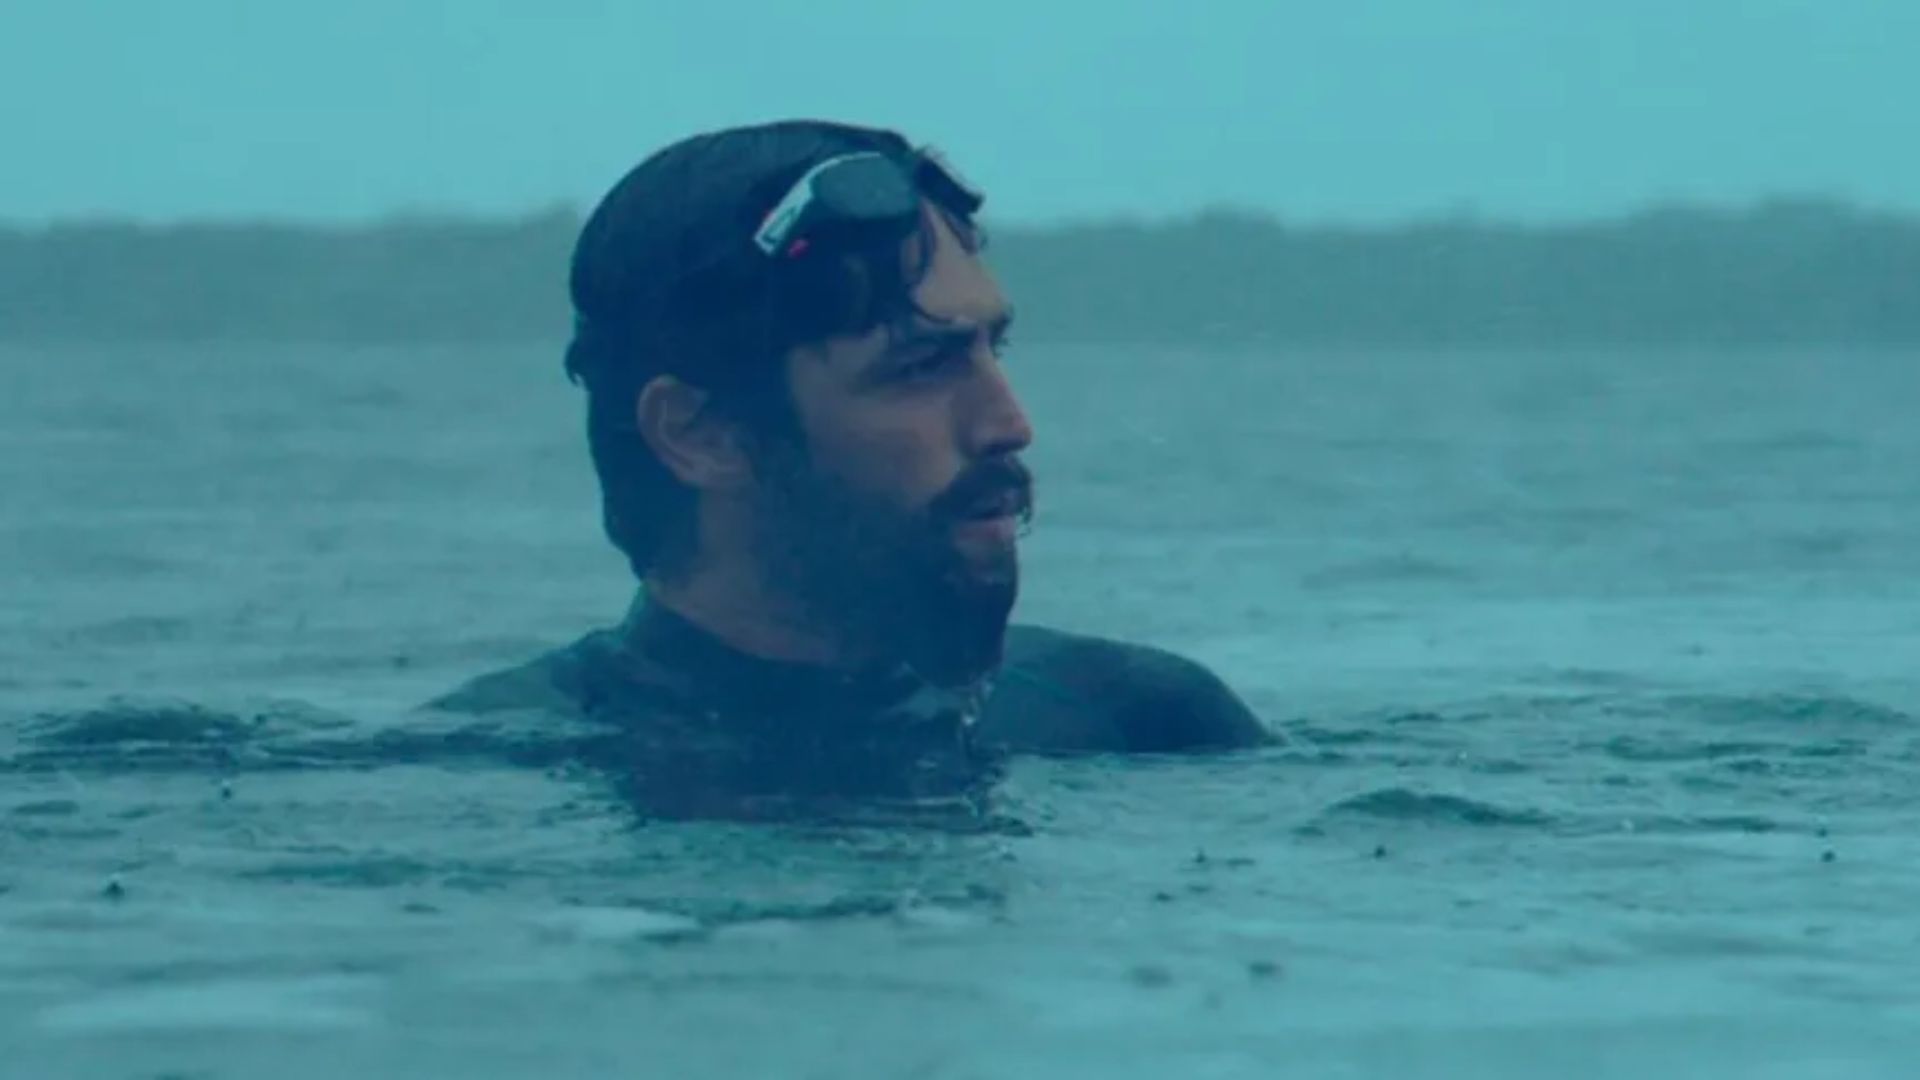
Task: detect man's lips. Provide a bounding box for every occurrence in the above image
[939,458,1035,526]
[948,486,1036,522]
[958,488,1027,521]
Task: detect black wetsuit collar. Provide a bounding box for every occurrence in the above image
[594,590,1006,820]
[616,590,974,719]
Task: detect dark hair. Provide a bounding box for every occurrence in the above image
[564,120,981,579]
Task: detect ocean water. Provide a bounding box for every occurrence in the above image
[5,341,1920,1078]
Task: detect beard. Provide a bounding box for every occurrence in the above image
[747,444,1032,688]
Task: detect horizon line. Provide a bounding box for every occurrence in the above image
[3,193,1914,235]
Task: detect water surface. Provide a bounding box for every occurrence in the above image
[5,343,1919,1077]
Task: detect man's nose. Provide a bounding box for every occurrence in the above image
[964,353,1035,459]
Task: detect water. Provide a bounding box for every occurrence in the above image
[5,342,1920,1077]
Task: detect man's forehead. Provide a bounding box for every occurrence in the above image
[791,203,1011,376]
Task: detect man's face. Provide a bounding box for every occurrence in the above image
[748,203,1035,685]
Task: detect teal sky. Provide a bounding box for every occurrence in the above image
[3,0,1916,225]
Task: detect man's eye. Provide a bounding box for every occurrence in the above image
[898,351,956,380]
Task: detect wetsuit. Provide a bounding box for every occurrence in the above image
[428,593,1271,818]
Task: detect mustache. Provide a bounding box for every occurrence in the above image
[933,456,1035,523]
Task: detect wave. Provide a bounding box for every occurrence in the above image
[1299,555,1476,591]
[1308,787,1555,829]
[5,696,1023,832]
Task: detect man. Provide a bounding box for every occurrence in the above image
[432,120,1269,818]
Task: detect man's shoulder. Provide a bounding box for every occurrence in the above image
[424,618,1274,755]
[984,623,1273,753]
[422,629,621,716]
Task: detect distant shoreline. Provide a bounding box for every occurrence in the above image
[4,199,1916,345]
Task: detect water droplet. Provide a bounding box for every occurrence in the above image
[1128,964,1174,989]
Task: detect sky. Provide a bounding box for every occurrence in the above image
[2,0,1916,226]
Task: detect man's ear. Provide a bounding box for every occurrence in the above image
[635,375,754,492]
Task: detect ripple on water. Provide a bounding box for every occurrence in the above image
[34,975,381,1035]
[1614,692,1911,732]
[1304,787,1556,833]
[10,697,362,773]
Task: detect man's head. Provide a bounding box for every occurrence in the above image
[566,121,1035,685]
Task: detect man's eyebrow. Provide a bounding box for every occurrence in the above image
[886,307,1017,354]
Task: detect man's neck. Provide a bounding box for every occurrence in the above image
[640,570,879,671]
